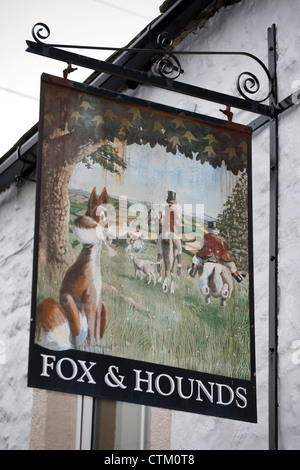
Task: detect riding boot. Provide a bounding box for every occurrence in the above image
[187,264,198,277]
[232,271,246,283]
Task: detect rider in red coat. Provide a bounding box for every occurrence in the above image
[188,221,245,282]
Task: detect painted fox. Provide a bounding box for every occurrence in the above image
[36,187,116,351]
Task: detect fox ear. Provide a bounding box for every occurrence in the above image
[99,187,109,206]
[86,187,99,216]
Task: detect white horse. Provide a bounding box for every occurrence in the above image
[147,207,182,294]
[193,260,233,307]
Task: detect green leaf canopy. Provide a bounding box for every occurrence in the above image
[42,78,251,176]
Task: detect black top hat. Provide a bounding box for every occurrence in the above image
[207,221,218,230]
[166,191,177,204]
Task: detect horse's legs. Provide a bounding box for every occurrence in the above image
[177,252,182,276]
[156,236,163,282]
[157,253,163,283]
[221,282,230,298]
[170,254,178,294]
[199,272,210,299]
[162,238,171,293]
[170,273,175,294]
[162,261,170,292]
[168,241,180,294]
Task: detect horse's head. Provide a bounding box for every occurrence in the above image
[147,207,163,237]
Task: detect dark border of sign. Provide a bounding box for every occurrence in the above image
[28,74,257,424]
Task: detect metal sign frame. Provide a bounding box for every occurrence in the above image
[26,22,299,449]
[28,73,256,423]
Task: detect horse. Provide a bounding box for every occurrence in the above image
[194,261,233,307]
[147,207,182,294]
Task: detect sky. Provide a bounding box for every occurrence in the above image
[0,0,163,157]
[70,142,238,220]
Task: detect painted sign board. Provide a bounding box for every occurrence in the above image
[28,74,256,423]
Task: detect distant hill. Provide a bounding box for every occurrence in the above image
[68,188,216,254]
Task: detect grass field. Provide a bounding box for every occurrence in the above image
[36,190,252,381]
[95,242,251,380]
[71,190,252,381]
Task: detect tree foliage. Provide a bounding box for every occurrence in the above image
[217,172,249,271]
[42,77,251,175]
[82,142,127,174]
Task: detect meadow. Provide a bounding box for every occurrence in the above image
[36,190,252,382]
[70,190,252,381]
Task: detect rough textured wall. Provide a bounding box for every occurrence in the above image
[0,182,35,449]
[127,0,300,450]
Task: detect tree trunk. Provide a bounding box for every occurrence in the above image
[38,132,105,280]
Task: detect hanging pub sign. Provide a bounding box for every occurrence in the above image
[28,74,256,423]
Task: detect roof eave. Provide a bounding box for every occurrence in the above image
[0,0,216,193]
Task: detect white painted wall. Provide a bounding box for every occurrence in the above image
[0,0,299,450]
[0,183,35,450]
[126,0,300,450]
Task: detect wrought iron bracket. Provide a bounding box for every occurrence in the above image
[26,23,281,121]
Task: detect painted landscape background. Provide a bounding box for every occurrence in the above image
[36,182,251,380]
[35,78,253,382]
[65,185,251,381]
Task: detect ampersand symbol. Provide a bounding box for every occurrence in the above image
[104,365,127,389]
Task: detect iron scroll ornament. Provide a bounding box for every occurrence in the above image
[31,23,274,103]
